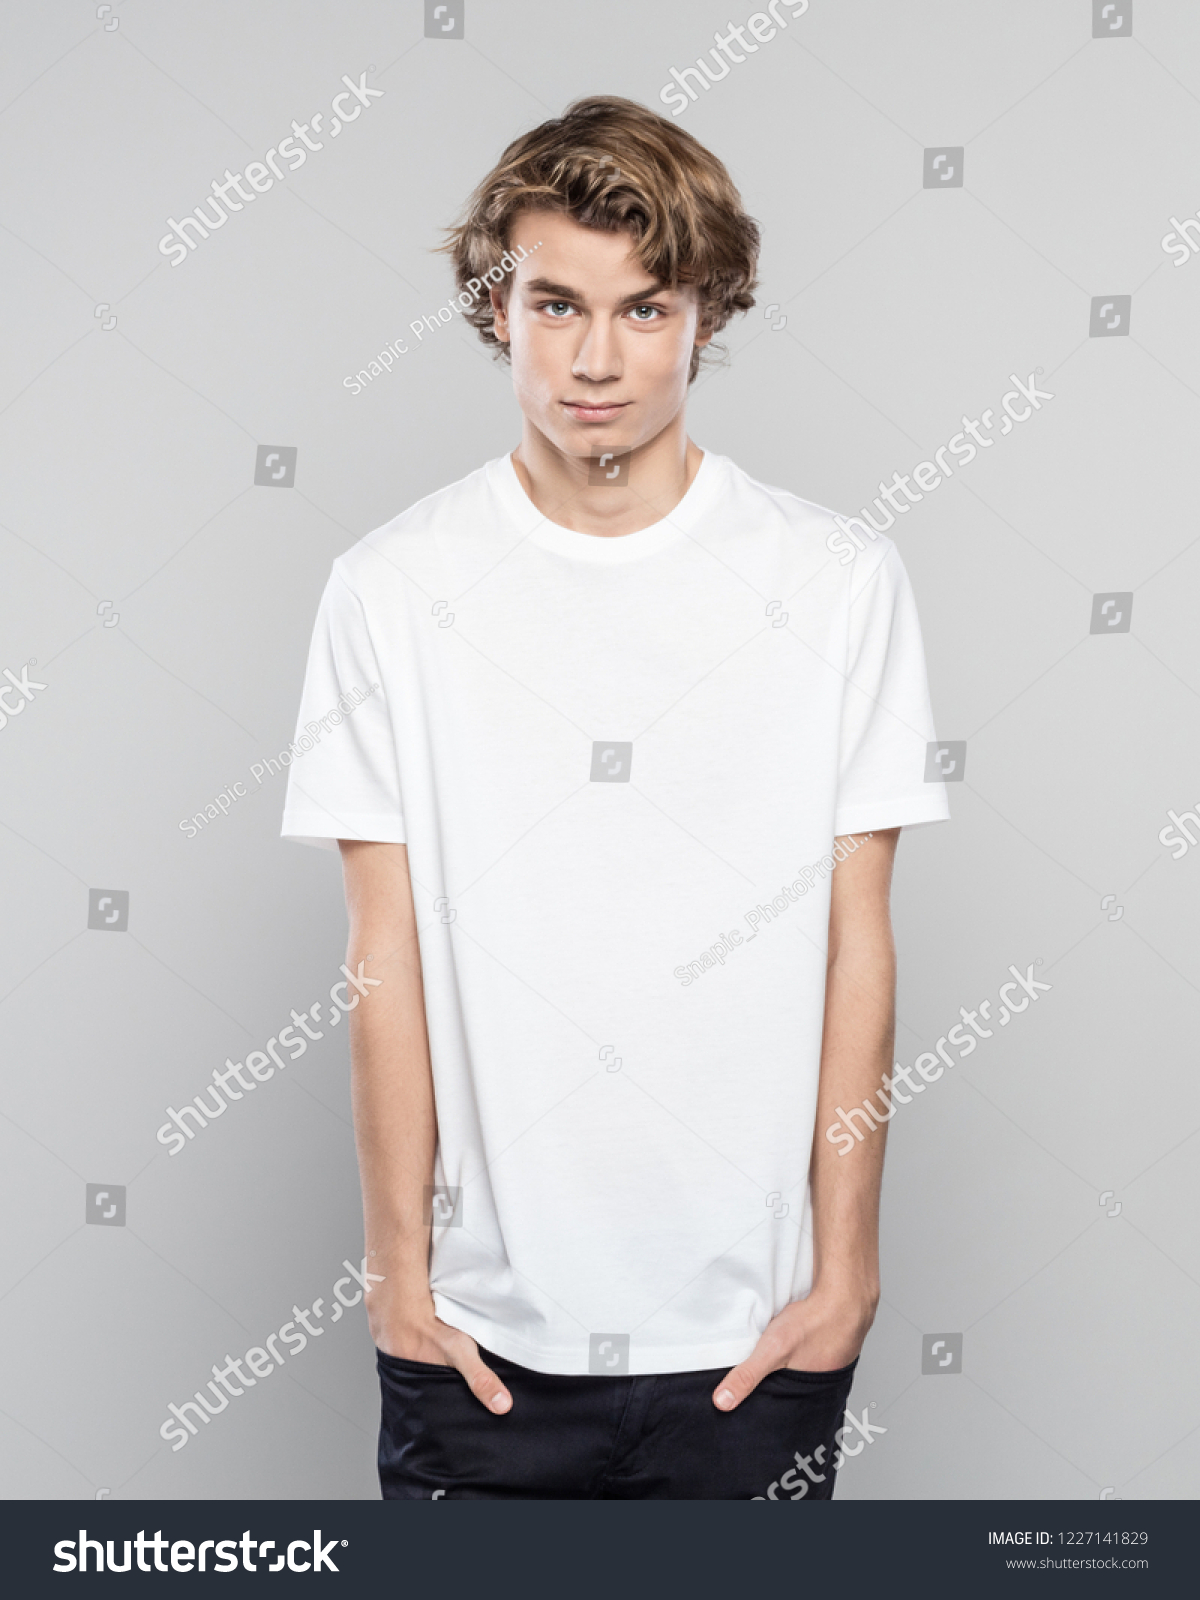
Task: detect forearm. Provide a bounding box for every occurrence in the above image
[710,832,902,1405]
[808,830,898,1301]
[340,842,436,1299]
[337,844,512,1401]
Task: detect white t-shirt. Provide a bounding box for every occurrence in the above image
[282,450,949,1374]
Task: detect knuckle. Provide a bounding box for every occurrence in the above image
[443,1330,476,1365]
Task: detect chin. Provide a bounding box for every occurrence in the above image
[555,426,632,454]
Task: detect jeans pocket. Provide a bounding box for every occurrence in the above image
[375,1346,457,1375]
[769,1356,859,1384]
[377,1349,462,1500]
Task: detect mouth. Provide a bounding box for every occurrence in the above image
[560,400,630,422]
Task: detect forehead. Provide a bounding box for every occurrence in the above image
[508,209,678,296]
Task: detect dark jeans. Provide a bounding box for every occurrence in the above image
[377,1343,858,1500]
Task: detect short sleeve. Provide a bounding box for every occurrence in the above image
[280,564,406,850]
[833,542,951,837]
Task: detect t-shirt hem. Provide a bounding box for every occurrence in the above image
[834,796,951,837]
[281,811,406,851]
[431,1292,761,1376]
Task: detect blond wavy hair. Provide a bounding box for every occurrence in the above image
[438,95,760,382]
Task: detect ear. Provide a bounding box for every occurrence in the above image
[490,284,510,344]
[693,301,716,352]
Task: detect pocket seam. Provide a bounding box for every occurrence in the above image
[770,1359,858,1382]
[376,1348,456,1374]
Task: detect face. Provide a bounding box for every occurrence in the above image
[491,209,711,460]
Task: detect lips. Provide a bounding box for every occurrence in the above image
[561,400,628,421]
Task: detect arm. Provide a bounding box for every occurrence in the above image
[712,827,899,1410]
[339,839,513,1413]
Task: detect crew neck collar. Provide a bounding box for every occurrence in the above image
[489,448,721,562]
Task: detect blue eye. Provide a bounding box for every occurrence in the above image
[542,301,573,317]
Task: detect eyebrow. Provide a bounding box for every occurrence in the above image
[521,276,670,307]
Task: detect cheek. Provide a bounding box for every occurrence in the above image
[512,322,572,388]
[647,315,698,367]
[508,329,551,389]
[638,332,695,390]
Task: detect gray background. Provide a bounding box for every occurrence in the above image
[1,0,1198,1500]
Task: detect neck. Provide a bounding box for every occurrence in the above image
[511,414,702,537]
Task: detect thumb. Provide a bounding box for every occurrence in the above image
[449,1337,513,1414]
[713,1353,774,1412]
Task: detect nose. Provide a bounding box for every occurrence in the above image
[572,315,622,384]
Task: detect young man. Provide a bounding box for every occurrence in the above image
[282,96,948,1499]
